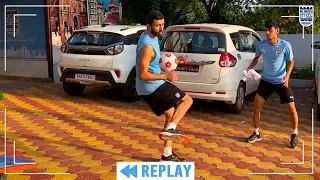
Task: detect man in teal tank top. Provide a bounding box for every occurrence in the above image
[245,20,299,149]
[136,10,193,162]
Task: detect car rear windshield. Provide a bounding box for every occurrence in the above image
[67,31,124,46]
[161,31,226,54]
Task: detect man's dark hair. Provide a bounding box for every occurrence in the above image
[145,10,164,25]
[265,20,279,29]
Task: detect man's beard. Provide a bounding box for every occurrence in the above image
[151,28,163,38]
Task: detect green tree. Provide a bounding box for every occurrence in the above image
[165,0,208,25]
[240,0,320,33]
[120,0,209,26]
[199,0,259,23]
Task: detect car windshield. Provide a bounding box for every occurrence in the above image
[161,31,226,54]
[68,31,124,46]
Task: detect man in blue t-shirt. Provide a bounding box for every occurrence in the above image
[246,20,299,148]
[136,10,193,162]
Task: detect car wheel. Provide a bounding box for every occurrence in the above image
[63,82,86,96]
[229,82,245,114]
[121,68,140,101]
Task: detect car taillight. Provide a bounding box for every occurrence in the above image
[61,44,67,53]
[107,44,124,55]
[219,52,237,67]
[115,70,121,78]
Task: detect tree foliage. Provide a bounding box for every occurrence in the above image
[120,0,320,33]
[239,0,320,33]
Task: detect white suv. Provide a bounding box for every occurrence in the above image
[58,24,146,101]
[160,23,263,114]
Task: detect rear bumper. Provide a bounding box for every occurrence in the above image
[173,81,238,103]
[60,68,116,86]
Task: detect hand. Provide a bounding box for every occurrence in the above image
[246,67,252,72]
[283,75,290,87]
[177,55,190,64]
[166,71,178,82]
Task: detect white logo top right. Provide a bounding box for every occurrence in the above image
[299,6,314,27]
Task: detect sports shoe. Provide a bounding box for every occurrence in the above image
[289,134,298,148]
[160,152,186,162]
[246,131,262,143]
[159,129,189,143]
[172,151,186,162]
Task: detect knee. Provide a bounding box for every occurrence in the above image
[184,95,193,106]
[288,103,297,113]
[165,107,175,119]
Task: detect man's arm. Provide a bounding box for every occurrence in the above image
[247,56,262,70]
[247,42,262,70]
[285,43,295,78]
[139,44,168,81]
[286,59,294,78]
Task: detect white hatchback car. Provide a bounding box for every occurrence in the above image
[58,24,146,101]
[160,23,263,114]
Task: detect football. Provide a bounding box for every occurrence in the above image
[159,53,179,73]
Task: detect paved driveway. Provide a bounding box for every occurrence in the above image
[0,80,319,180]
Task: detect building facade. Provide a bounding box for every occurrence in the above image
[0,0,49,78]
[87,0,105,25]
[0,0,122,81]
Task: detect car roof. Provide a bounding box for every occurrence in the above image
[74,24,147,36]
[165,23,257,34]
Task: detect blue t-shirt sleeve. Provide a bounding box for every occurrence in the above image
[255,42,261,57]
[285,43,294,61]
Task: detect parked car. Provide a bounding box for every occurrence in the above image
[160,23,263,114]
[313,40,320,120]
[58,24,146,101]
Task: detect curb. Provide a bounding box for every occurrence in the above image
[289,79,315,88]
[0,75,52,83]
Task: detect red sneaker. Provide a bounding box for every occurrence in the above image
[158,129,189,144]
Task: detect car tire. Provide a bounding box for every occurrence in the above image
[229,82,245,114]
[121,68,140,101]
[63,82,86,96]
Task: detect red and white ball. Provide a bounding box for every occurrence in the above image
[159,53,179,73]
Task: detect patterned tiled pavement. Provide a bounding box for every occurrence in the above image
[0,80,319,180]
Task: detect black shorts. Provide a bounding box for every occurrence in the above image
[257,79,294,104]
[141,81,186,116]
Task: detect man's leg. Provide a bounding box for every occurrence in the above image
[276,85,299,148]
[162,107,174,157]
[168,95,193,126]
[287,102,298,130]
[287,102,299,148]
[253,93,266,128]
[159,95,193,143]
[246,80,273,143]
[160,107,186,161]
[246,93,266,143]
[154,82,193,143]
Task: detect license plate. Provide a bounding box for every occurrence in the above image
[75,74,96,80]
[176,64,199,72]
